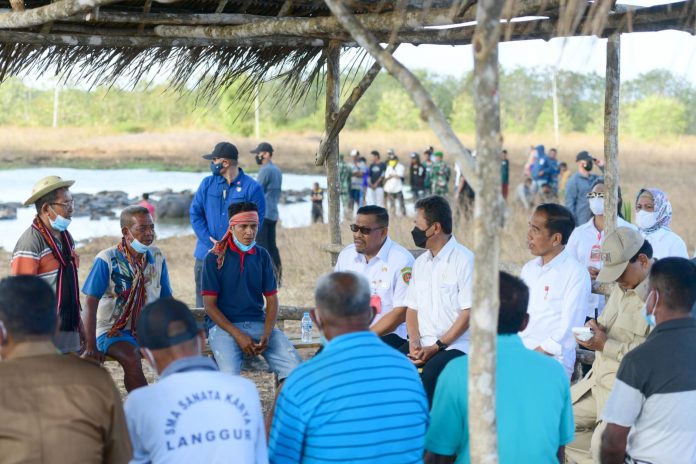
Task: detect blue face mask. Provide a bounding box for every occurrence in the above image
[210,161,223,176]
[49,206,71,232]
[233,234,255,253]
[130,238,150,254]
[642,290,659,328]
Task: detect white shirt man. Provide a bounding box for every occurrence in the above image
[567,217,636,318]
[520,247,591,377]
[335,236,414,343]
[384,162,405,194]
[405,236,474,354]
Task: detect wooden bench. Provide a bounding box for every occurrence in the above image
[190,306,322,351]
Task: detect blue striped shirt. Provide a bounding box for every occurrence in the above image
[268,331,428,463]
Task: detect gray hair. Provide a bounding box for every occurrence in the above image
[120,205,150,228]
[314,272,371,319]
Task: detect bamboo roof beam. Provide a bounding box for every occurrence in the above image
[153,0,561,40]
[62,11,274,25]
[0,30,326,47]
[0,0,120,29]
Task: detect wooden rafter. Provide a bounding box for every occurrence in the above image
[0,0,119,28]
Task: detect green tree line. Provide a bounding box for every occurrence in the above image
[1,67,694,140]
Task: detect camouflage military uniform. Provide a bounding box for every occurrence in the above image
[431,160,451,196]
[338,158,352,209]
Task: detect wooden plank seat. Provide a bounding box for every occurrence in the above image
[104,305,321,370]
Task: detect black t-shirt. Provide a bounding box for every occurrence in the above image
[369,162,386,184]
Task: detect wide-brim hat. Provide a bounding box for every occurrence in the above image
[24,175,75,206]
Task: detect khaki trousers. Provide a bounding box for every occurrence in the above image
[565,389,605,464]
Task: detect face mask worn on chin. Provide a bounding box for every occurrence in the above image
[636,210,658,230]
[129,236,150,254]
[642,290,659,327]
[48,206,71,232]
[589,197,605,216]
[143,347,159,374]
[210,161,224,176]
[411,225,431,249]
[233,234,256,253]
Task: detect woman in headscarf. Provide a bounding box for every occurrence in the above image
[566,179,636,318]
[634,188,688,260]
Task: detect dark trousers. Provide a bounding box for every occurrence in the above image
[381,333,407,350]
[257,219,282,283]
[398,342,465,406]
[194,258,204,308]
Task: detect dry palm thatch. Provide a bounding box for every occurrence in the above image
[0,0,692,104]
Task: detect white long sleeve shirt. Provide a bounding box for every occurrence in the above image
[519,248,591,378]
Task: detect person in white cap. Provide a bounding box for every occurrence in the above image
[565,227,653,464]
[11,175,83,354]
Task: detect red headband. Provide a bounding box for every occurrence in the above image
[229,211,259,226]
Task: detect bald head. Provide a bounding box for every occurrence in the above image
[315,272,371,320]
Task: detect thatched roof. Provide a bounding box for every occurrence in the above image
[0,0,693,98]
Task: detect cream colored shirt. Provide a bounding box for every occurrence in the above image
[0,341,132,464]
[571,278,650,413]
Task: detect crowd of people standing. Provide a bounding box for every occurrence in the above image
[2,138,696,464]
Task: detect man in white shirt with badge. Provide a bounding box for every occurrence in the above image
[335,205,414,349]
[520,203,591,378]
[402,195,474,405]
[124,298,267,464]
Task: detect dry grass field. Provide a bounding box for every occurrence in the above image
[0,127,694,404]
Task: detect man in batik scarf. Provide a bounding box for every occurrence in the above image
[82,205,173,392]
[12,175,84,354]
[202,201,301,380]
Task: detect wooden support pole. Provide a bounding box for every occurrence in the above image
[469,0,506,461]
[322,0,477,188]
[325,40,342,265]
[316,44,397,167]
[137,0,153,35]
[0,0,119,29]
[604,34,620,236]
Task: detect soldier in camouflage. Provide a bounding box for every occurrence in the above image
[431,151,451,196]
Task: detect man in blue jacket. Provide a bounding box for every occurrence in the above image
[190,142,265,308]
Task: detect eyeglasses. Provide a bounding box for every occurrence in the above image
[350,224,385,235]
[50,201,75,209]
[586,193,604,199]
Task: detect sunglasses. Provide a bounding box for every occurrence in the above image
[349,224,385,235]
[586,193,605,199]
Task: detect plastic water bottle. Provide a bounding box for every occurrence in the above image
[301,312,312,343]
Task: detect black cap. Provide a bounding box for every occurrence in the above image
[203,142,239,160]
[250,142,273,154]
[136,298,199,350]
[576,151,593,162]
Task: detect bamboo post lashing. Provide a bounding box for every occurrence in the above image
[325,40,342,266]
[604,34,621,237]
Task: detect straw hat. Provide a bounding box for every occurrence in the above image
[24,175,75,206]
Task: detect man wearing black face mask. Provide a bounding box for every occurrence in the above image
[565,151,603,224]
[190,142,266,309]
[251,142,282,284]
[400,195,475,405]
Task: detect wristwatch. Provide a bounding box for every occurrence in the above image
[435,339,448,351]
